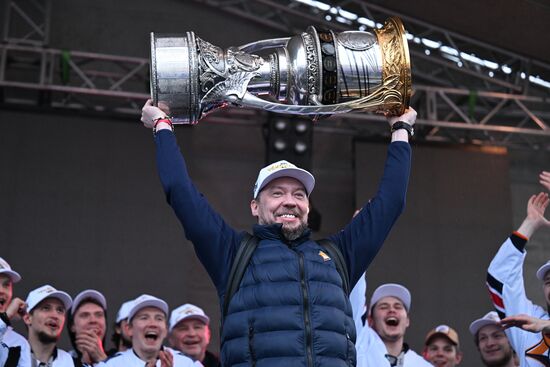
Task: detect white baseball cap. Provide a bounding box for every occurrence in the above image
[169,303,210,332]
[369,283,411,311]
[71,289,107,315]
[536,261,550,281]
[469,311,501,335]
[127,294,169,322]
[0,257,21,283]
[116,299,135,323]
[26,285,72,312]
[253,160,315,198]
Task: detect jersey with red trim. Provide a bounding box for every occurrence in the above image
[487,234,550,367]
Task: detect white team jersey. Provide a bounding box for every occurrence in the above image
[0,342,8,367]
[96,347,197,367]
[351,274,433,367]
[31,348,75,367]
[487,236,550,367]
[1,318,30,367]
[3,327,31,367]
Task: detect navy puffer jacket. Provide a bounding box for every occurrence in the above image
[221,225,356,367]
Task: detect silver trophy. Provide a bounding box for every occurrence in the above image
[150,17,411,124]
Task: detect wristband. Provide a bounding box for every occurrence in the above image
[153,117,174,135]
[391,120,414,137]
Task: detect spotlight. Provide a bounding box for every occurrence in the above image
[275,120,288,131]
[274,139,287,152]
[295,121,309,134]
[295,141,308,154]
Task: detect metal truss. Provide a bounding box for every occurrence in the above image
[1,0,549,150]
[3,0,51,46]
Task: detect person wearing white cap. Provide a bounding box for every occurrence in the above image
[107,299,134,356]
[168,304,218,367]
[470,311,516,367]
[142,98,415,367]
[67,289,108,366]
[97,294,195,367]
[0,257,31,367]
[354,282,431,367]
[23,285,75,366]
[486,190,550,367]
[423,325,462,367]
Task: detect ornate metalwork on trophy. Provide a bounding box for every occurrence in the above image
[150,17,411,124]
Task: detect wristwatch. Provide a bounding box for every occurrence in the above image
[391,121,414,137]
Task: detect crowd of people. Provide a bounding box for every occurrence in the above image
[1,100,550,367]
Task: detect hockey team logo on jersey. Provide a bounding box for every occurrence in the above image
[525,334,550,367]
[318,251,331,262]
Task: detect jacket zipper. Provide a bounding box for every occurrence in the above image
[248,324,256,367]
[299,252,313,367]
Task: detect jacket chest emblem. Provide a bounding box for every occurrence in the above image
[318,250,331,262]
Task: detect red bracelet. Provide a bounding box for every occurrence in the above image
[154,118,172,129]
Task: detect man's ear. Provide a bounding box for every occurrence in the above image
[250,199,259,216]
[23,312,32,326]
[123,320,133,338]
[367,315,374,327]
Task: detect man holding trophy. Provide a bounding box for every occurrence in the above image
[142,16,416,367]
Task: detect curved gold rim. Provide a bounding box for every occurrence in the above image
[375,16,412,115]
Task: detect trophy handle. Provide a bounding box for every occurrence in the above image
[238,38,291,53]
[236,84,403,115]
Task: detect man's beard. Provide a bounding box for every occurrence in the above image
[281,221,308,241]
[37,330,59,344]
[482,349,513,367]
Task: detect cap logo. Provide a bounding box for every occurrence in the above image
[318,251,331,262]
[266,161,293,172]
[436,325,450,333]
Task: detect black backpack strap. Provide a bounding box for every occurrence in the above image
[5,346,21,367]
[222,232,260,323]
[317,239,350,296]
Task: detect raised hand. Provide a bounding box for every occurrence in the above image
[5,297,26,321]
[75,329,107,364]
[517,192,550,237]
[501,314,550,334]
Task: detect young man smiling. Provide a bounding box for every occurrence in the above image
[357,283,431,367]
[23,285,75,366]
[67,289,108,366]
[97,294,195,367]
[141,100,416,367]
[423,325,462,367]
[470,311,517,367]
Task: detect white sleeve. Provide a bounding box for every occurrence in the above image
[0,343,8,367]
[486,236,548,359]
[0,318,7,340]
[170,347,197,367]
[350,272,367,335]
